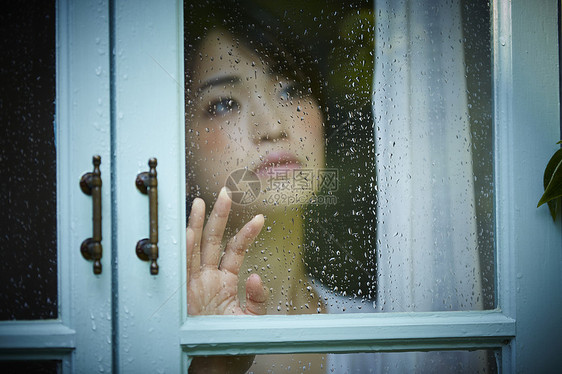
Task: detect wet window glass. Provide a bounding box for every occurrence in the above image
[189,350,498,373]
[0,0,57,320]
[184,0,493,316]
[2,360,60,374]
[372,0,494,312]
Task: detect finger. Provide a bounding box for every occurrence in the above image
[186,227,194,280]
[220,214,264,275]
[187,197,205,275]
[201,187,232,267]
[244,273,269,315]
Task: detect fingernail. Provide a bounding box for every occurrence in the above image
[192,197,204,208]
[220,186,231,200]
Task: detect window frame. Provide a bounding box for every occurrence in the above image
[0,0,113,371]
[181,0,562,371]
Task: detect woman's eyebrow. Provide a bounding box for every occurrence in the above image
[196,75,241,94]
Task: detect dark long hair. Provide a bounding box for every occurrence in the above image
[184,1,325,113]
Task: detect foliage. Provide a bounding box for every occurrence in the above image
[538,141,562,220]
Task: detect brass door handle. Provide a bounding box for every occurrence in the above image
[135,158,159,275]
[80,155,103,274]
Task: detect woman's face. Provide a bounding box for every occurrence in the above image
[186,30,325,211]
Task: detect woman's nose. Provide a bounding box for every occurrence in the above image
[257,119,288,142]
[249,95,290,144]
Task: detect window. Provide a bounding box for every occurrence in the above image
[0,0,559,372]
[181,0,562,372]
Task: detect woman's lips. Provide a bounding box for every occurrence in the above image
[254,151,301,177]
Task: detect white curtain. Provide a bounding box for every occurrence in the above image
[371,0,486,371]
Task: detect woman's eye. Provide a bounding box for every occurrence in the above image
[280,83,298,101]
[280,82,307,101]
[207,98,239,116]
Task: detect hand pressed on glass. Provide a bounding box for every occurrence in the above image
[186,187,268,316]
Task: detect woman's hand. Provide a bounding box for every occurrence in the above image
[186,187,268,316]
[187,188,267,373]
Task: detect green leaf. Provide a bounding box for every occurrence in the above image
[538,147,562,220]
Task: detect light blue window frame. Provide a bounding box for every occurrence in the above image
[0,0,113,371]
